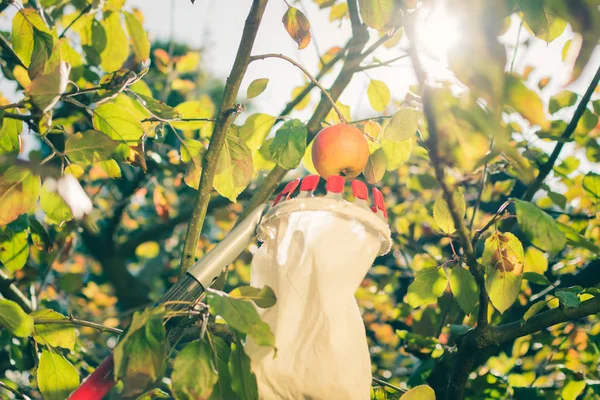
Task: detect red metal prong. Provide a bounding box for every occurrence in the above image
[372,187,387,218]
[300,175,320,192]
[351,180,368,201]
[326,175,344,193]
[285,178,301,200]
[273,178,300,206]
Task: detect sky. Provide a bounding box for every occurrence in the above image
[0,1,599,167]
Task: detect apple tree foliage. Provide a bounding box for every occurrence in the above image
[0,0,599,399]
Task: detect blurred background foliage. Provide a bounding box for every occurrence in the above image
[0,0,599,399]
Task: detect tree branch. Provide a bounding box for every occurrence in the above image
[491,297,600,345]
[407,37,488,328]
[250,53,346,123]
[179,0,268,277]
[35,316,123,334]
[0,270,32,313]
[0,381,29,400]
[238,0,372,220]
[522,64,600,202]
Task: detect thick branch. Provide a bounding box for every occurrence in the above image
[522,64,600,201]
[407,40,488,328]
[179,0,268,277]
[491,297,600,345]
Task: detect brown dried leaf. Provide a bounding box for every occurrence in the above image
[282,7,311,50]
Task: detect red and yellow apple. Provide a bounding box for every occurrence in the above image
[311,124,369,179]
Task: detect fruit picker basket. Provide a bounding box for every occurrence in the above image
[70,174,391,400]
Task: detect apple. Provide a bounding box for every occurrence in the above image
[311,124,369,179]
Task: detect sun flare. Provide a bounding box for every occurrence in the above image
[414,5,461,65]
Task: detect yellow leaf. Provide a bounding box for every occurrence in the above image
[367,79,391,112]
[400,385,436,400]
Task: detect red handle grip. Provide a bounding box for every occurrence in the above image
[69,354,116,400]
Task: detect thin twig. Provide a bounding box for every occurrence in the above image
[59,3,91,39]
[0,381,29,400]
[34,317,123,334]
[0,270,32,313]
[358,54,410,71]
[509,20,524,75]
[250,53,347,123]
[372,377,407,393]
[522,64,600,202]
[472,200,513,245]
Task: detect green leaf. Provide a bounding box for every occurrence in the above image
[0,226,29,272]
[574,108,598,136]
[180,139,204,163]
[239,113,275,152]
[433,191,466,234]
[449,266,479,315]
[100,159,122,179]
[31,309,76,350]
[367,79,391,112]
[518,0,568,43]
[27,62,71,113]
[270,119,307,170]
[406,267,448,308]
[364,147,387,184]
[93,102,144,144]
[228,339,259,400]
[514,199,566,253]
[29,216,51,251]
[483,232,524,314]
[0,115,22,155]
[548,90,577,114]
[40,181,73,224]
[229,286,277,308]
[381,138,412,170]
[0,167,41,226]
[557,222,600,256]
[555,290,580,309]
[28,28,55,80]
[505,75,550,130]
[246,78,269,99]
[582,172,600,202]
[0,299,34,337]
[11,9,50,66]
[113,307,167,398]
[523,272,551,286]
[358,0,395,31]
[207,289,275,348]
[37,350,79,400]
[214,129,253,202]
[172,340,218,400]
[523,301,546,321]
[382,107,420,142]
[399,385,435,400]
[561,380,586,400]
[131,92,181,120]
[64,130,118,164]
[100,11,129,72]
[524,247,548,274]
[124,11,150,63]
[209,336,238,400]
[282,7,311,50]
[172,97,216,133]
